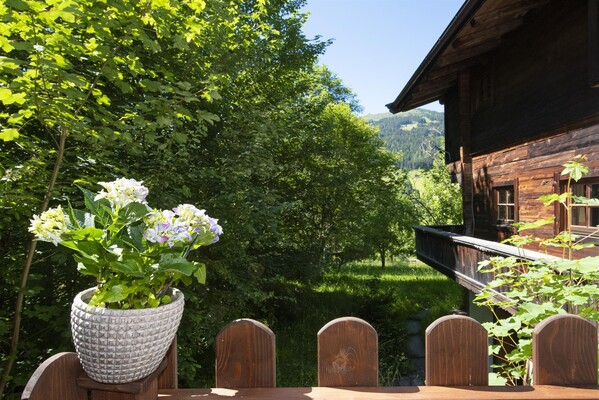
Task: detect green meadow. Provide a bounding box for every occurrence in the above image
[275,259,465,386]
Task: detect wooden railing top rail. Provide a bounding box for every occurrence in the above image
[158,385,599,399]
[21,314,599,400]
[413,225,556,261]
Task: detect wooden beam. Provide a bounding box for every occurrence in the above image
[452,18,524,50]
[589,0,599,87]
[458,71,474,236]
[469,0,549,28]
[438,39,502,67]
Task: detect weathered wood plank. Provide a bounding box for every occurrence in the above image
[158,337,178,389]
[158,385,599,400]
[532,314,598,385]
[425,315,488,386]
[21,352,86,400]
[77,357,167,400]
[469,2,599,156]
[215,319,276,388]
[317,317,378,387]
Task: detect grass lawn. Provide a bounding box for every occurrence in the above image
[275,258,465,386]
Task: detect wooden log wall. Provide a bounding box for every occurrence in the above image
[462,124,599,257]
[444,1,599,257]
[469,0,599,157]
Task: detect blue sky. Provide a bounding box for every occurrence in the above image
[301,0,464,115]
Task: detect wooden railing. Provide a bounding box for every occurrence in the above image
[414,225,554,305]
[22,314,599,400]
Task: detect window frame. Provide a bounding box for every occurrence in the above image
[561,176,599,239]
[491,180,518,227]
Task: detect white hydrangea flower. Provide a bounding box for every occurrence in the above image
[95,178,149,208]
[173,204,222,243]
[29,205,69,245]
[173,204,209,228]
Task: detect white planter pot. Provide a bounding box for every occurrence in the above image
[70,287,184,383]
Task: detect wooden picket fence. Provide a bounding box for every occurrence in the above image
[22,313,599,400]
[214,314,598,388]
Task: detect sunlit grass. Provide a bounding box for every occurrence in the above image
[276,258,465,386]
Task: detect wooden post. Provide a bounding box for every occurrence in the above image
[425,315,488,386]
[21,352,86,400]
[317,317,378,387]
[77,358,167,400]
[215,319,276,388]
[532,314,598,385]
[157,337,178,389]
[589,0,599,87]
[458,71,475,236]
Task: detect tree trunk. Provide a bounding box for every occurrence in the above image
[0,127,67,397]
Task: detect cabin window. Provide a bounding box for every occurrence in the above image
[569,181,599,234]
[494,184,516,226]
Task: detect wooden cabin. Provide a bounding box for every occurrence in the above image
[387,0,599,299]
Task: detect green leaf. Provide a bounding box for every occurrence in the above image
[193,263,206,284]
[147,293,160,308]
[119,202,150,224]
[513,218,554,232]
[518,302,564,322]
[571,195,599,205]
[67,227,105,241]
[110,254,145,277]
[73,256,100,277]
[93,284,135,305]
[78,186,112,226]
[61,240,104,257]
[0,36,14,52]
[539,193,565,206]
[0,128,19,141]
[0,88,26,105]
[562,158,589,182]
[157,253,197,275]
[571,256,599,274]
[488,372,508,386]
[122,224,145,252]
[486,317,522,337]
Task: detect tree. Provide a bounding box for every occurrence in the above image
[0,0,418,395]
[279,101,401,264]
[0,0,291,395]
[409,150,463,226]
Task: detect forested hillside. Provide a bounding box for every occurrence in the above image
[364,109,444,170]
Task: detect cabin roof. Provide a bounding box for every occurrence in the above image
[386,0,549,113]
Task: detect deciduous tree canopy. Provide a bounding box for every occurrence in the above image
[0,1,423,397]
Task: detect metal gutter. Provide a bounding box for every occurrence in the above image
[385,0,486,113]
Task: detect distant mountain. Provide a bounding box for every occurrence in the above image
[363,109,444,170]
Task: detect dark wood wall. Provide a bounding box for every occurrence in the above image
[444,0,599,256]
[450,125,599,257]
[469,0,599,155]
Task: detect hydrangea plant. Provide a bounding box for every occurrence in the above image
[29,178,222,309]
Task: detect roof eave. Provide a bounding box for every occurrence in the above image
[386,0,487,114]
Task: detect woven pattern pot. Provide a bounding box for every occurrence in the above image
[70,287,184,383]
